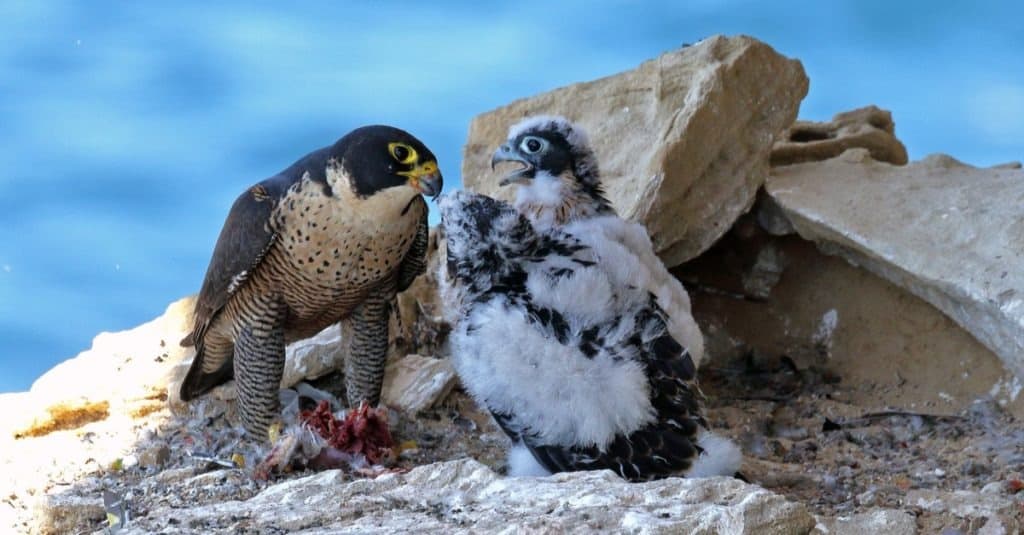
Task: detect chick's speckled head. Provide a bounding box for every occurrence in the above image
[491,115,599,187]
[330,125,443,198]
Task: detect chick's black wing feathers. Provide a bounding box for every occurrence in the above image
[524,301,705,482]
[526,421,701,481]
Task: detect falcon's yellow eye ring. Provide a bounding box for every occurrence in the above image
[389,142,418,165]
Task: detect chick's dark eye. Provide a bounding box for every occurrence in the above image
[519,136,547,154]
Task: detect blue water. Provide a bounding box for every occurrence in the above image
[1,1,1021,392]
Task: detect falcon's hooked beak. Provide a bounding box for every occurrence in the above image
[401,160,443,200]
[492,143,534,186]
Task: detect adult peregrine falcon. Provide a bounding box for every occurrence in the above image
[439,191,740,481]
[180,125,442,438]
[491,115,705,366]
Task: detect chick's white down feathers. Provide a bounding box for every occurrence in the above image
[439,191,740,480]
[502,115,705,367]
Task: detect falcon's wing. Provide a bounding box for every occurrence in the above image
[396,196,429,292]
[182,175,292,347]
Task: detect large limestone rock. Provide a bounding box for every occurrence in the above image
[771,105,908,167]
[766,149,1024,380]
[120,459,817,534]
[463,34,808,266]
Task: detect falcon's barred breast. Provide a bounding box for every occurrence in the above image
[439,191,740,481]
[180,125,442,438]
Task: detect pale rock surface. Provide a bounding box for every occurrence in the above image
[33,494,105,535]
[812,509,917,535]
[120,459,817,534]
[756,191,797,236]
[463,34,808,267]
[381,354,458,413]
[907,488,1021,533]
[7,297,196,438]
[279,325,343,389]
[766,149,1024,381]
[990,161,1022,170]
[771,106,908,167]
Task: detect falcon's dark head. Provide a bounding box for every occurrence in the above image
[329,125,443,199]
[491,116,612,218]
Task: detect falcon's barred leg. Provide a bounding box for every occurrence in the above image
[233,300,286,438]
[342,292,391,408]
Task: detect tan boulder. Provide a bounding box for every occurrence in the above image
[771,105,908,167]
[462,34,808,266]
[766,149,1024,381]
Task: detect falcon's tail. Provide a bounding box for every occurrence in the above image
[179,332,196,347]
[179,341,234,402]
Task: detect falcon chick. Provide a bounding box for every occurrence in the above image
[439,190,740,481]
[180,125,442,438]
[491,115,705,366]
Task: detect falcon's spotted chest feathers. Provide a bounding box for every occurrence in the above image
[180,125,442,438]
[439,191,740,481]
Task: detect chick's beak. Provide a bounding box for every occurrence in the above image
[404,160,443,199]
[491,143,533,186]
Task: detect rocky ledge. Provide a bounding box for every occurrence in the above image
[3,35,1024,534]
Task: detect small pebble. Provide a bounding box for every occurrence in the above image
[139,445,171,468]
[960,461,990,477]
[980,481,1004,494]
[855,489,877,506]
